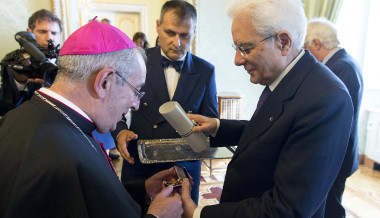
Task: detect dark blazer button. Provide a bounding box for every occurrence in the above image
[153,125,158,129]
[144,103,148,107]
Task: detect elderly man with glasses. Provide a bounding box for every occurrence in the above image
[305,17,363,218]
[180,0,354,217]
[0,19,183,218]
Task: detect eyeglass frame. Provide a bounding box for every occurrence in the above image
[232,33,277,58]
[114,71,145,100]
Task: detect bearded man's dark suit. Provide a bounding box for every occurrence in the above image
[324,48,363,218]
[113,46,218,204]
[200,51,354,217]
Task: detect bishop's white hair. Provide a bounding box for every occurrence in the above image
[57,47,146,84]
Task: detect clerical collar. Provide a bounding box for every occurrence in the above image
[38,87,92,122]
[160,49,187,61]
[269,49,305,91]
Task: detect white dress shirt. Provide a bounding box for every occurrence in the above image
[161,50,186,100]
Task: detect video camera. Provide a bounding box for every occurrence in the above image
[0,31,60,86]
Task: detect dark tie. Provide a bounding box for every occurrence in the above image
[255,86,271,114]
[161,56,184,72]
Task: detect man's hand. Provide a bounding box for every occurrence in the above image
[146,167,177,199]
[116,129,138,164]
[11,69,28,85]
[181,178,197,218]
[146,167,194,199]
[187,114,217,134]
[27,78,48,86]
[147,185,183,218]
[11,61,49,86]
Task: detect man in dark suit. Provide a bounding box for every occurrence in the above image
[305,17,364,218]
[0,19,183,218]
[113,0,218,204]
[180,0,354,217]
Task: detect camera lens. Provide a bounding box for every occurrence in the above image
[42,64,58,86]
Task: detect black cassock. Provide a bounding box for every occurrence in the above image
[0,91,143,217]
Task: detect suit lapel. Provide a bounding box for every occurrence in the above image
[146,47,170,104]
[231,51,319,160]
[172,52,200,106]
[232,91,284,159]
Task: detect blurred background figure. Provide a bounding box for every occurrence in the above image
[92,130,119,160]
[305,17,363,218]
[100,18,111,25]
[133,32,149,49]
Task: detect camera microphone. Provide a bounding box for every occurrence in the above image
[15,31,47,62]
[4,31,59,86]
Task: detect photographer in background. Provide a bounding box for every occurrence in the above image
[0,9,62,116]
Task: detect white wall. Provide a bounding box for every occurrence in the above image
[198,0,263,120]
[336,0,380,154]
[0,0,52,59]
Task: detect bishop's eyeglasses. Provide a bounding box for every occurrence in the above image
[115,71,145,100]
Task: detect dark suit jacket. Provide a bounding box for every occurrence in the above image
[325,48,363,179]
[201,51,354,217]
[0,93,143,217]
[0,64,41,116]
[113,46,218,178]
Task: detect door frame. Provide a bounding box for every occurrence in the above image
[52,0,147,43]
[52,0,198,54]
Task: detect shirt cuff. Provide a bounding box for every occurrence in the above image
[193,206,204,218]
[210,118,220,137]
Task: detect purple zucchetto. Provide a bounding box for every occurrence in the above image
[59,17,136,56]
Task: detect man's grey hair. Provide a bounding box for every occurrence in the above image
[56,47,146,84]
[227,0,307,51]
[305,17,340,50]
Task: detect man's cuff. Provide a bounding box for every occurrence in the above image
[193,206,204,218]
[210,118,220,137]
[123,180,149,214]
[110,119,129,146]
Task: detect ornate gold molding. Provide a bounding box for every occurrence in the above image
[185,0,198,55]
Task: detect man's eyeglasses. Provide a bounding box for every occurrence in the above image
[115,71,145,100]
[232,33,277,58]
